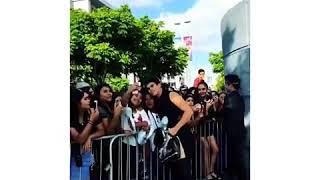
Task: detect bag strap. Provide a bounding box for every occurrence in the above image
[148,111,159,128]
[127,107,135,131]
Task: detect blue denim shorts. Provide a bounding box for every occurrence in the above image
[70,152,93,180]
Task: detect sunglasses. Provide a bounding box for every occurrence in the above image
[186,99,194,102]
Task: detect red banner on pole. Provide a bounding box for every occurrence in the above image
[183,36,192,60]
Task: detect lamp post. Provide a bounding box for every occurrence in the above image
[173,20,191,47]
[173,20,192,87]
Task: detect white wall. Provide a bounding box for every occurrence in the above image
[71,0,91,12]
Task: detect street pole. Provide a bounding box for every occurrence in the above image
[173,20,191,87]
[174,20,191,47]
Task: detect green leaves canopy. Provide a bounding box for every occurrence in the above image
[70,5,189,87]
[208,51,225,92]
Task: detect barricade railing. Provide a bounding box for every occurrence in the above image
[91,118,227,180]
[191,117,226,179]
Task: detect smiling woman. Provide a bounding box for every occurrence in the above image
[94,84,122,135]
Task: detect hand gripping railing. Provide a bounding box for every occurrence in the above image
[90,119,227,180]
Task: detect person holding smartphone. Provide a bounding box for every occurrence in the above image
[95,84,123,135]
[184,94,203,132]
[146,77,194,180]
[92,84,123,179]
[70,88,101,180]
[120,86,151,179]
[195,81,220,180]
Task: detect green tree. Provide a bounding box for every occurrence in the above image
[70,6,143,84]
[208,51,225,92]
[131,16,189,83]
[70,6,189,85]
[214,73,225,92]
[107,76,129,93]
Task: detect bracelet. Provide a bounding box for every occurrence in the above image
[87,121,94,125]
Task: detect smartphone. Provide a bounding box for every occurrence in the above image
[205,93,213,101]
[195,104,201,112]
[115,96,122,107]
[94,100,98,110]
[115,100,120,107]
[137,82,142,91]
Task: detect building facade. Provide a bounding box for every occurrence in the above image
[70,0,113,11]
[221,0,250,178]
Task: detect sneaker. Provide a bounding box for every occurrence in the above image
[206,174,214,180]
[210,172,222,180]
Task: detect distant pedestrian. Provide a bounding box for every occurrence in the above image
[193,69,205,88]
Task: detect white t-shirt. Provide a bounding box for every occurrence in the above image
[121,107,151,146]
[146,111,162,151]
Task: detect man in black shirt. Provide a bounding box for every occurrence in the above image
[146,77,194,180]
[223,74,246,180]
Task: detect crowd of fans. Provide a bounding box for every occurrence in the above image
[70,72,246,180]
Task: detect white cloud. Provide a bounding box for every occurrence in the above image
[156,0,242,52]
[106,0,171,8]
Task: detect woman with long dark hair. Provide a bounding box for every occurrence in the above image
[92,84,123,179]
[95,84,123,134]
[184,94,202,133]
[70,88,101,180]
[121,86,151,179]
[218,92,226,113]
[195,81,220,180]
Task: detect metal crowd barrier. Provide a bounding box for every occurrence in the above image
[191,118,227,179]
[91,118,227,180]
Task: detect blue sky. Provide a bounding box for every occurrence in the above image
[127,0,210,78]
[130,0,196,19]
[107,0,241,85]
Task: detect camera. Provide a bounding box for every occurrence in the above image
[89,99,97,109]
[204,93,213,101]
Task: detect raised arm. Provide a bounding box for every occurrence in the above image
[168,92,194,136]
[89,123,105,140]
[121,83,140,106]
[82,122,105,152]
[70,108,99,144]
[102,102,123,134]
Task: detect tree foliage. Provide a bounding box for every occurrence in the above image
[208,51,225,92]
[70,5,189,85]
[208,51,224,73]
[107,76,129,93]
[213,73,225,92]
